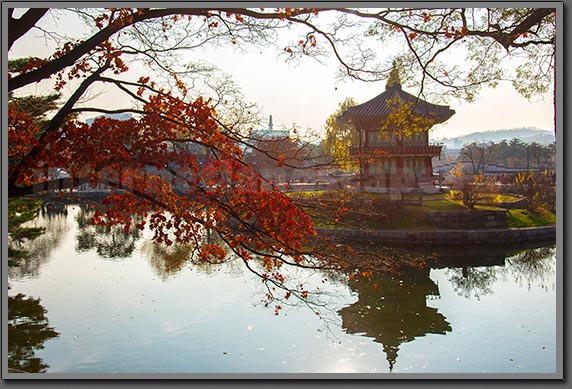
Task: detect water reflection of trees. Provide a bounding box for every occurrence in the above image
[141,233,244,281]
[505,246,556,292]
[8,198,45,266]
[338,267,451,372]
[75,208,142,259]
[8,294,59,373]
[141,241,194,280]
[8,201,71,280]
[41,201,69,219]
[446,266,499,300]
[442,245,556,299]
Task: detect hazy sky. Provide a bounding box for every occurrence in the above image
[9,8,556,140]
[201,43,555,140]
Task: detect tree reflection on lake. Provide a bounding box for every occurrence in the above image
[505,246,556,292]
[8,294,59,373]
[441,245,556,300]
[75,207,142,259]
[141,241,194,280]
[140,229,246,280]
[6,203,557,373]
[446,266,499,300]
[8,201,71,280]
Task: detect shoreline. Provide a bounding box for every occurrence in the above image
[34,192,556,246]
[316,225,556,246]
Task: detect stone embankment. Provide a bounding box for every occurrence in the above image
[429,210,508,228]
[317,226,556,246]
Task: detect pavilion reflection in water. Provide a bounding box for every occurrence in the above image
[337,241,555,372]
[338,267,451,372]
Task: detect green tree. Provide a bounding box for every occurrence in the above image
[323,97,358,170]
[486,138,555,170]
[527,142,555,171]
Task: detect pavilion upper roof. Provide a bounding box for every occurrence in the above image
[341,75,455,126]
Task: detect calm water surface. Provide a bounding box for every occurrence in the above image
[7,205,557,374]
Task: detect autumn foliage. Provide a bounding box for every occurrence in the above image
[7,8,329,295]
[7,7,557,304]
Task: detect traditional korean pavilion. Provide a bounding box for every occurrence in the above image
[340,66,455,189]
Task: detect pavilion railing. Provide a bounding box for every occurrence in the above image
[349,143,443,156]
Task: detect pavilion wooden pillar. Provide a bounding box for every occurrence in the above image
[425,156,433,180]
[397,157,404,181]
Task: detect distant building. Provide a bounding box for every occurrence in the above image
[340,65,454,190]
[250,115,289,140]
[434,162,546,185]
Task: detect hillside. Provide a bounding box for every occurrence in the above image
[85,113,133,126]
[432,127,555,149]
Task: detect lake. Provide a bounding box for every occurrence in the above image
[7,203,558,376]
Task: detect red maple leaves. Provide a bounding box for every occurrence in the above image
[9,75,317,273]
[8,7,335,308]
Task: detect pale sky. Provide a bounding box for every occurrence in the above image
[8,8,556,141]
[200,43,555,140]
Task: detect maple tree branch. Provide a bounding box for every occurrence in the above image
[237,242,336,271]
[400,27,469,96]
[8,8,50,50]
[8,9,199,91]
[510,39,554,48]
[162,163,320,259]
[96,76,150,105]
[490,8,554,50]
[213,233,334,313]
[9,65,109,187]
[8,8,326,92]
[281,12,371,80]
[102,169,323,269]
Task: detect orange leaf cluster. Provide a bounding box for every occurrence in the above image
[12,63,319,277]
[8,104,40,181]
[20,57,49,73]
[198,244,227,263]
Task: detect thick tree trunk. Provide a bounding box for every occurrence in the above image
[8,8,49,50]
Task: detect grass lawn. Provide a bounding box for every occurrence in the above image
[374,195,466,230]
[289,191,555,230]
[506,207,556,228]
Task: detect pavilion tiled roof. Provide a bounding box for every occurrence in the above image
[341,82,455,125]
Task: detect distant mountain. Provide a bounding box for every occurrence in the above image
[85,113,133,126]
[432,127,555,149]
